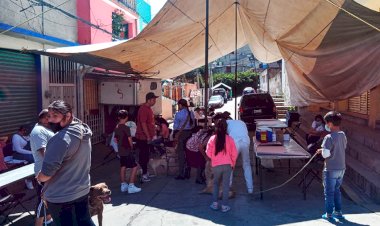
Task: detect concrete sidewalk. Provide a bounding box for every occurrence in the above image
[5,143,380,226]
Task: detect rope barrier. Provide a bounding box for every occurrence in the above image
[254,152,319,194]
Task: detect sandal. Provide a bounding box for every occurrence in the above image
[210,202,219,210]
[221,205,231,213]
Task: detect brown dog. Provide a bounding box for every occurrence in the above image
[89,183,111,226]
[199,161,236,198]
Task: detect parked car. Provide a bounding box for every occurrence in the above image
[238,93,277,127]
[208,95,224,109]
[212,88,228,103]
[242,87,256,95]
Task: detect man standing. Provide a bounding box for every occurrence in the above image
[36,100,94,226]
[30,109,54,226]
[136,92,159,182]
[221,112,254,194]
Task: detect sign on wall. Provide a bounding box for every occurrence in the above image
[100,81,136,105]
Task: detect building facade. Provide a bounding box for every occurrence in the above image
[77,0,139,44]
[0,0,78,137]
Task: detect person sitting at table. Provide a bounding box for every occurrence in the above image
[155,115,170,140]
[194,107,204,120]
[306,115,326,145]
[12,125,34,163]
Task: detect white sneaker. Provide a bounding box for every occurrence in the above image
[128,184,141,194]
[120,183,128,192]
[25,179,34,190]
[248,188,254,194]
[141,175,151,182]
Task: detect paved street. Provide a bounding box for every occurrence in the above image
[214,97,242,120]
[6,141,380,226]
[5,97,380,226]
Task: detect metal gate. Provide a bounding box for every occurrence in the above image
[0,48,39,137]
[84,79,104,144]
[48,57,78,116]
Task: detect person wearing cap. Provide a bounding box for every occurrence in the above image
[30,109,54,226]
[136,92,159,182]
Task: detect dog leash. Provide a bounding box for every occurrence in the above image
[253,152,319,195]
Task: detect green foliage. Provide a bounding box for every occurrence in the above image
[112,10,124,39]
[212,71,259,96]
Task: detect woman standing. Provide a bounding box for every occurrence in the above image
[173,99,195,180]
[206,118,238,213]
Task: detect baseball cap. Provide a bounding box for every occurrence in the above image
[146,92,159,100]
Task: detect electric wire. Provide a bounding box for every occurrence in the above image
[0,0,70,35]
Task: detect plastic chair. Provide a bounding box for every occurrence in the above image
[0,190,32,224]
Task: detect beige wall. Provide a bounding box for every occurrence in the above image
[161,98,174,120]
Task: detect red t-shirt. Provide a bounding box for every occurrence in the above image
[136,104,155,140]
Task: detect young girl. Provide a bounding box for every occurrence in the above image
[206,118,238,212]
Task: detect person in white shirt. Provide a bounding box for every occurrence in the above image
[306,114,326,145]
[30,109,54,226]
[219,112,254,194]
[12,125,34,163]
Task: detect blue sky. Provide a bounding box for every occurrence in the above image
[150,0,167,17]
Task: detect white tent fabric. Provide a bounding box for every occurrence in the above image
[30,0,380,106]
[212,83,232,90]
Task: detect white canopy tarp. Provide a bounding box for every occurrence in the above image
[30,0,380,106]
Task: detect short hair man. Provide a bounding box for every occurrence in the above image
[30,109,54,226]
[36,100,95,226]
[135,92,159,182]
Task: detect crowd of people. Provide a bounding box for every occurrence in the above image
[0,91,348,224]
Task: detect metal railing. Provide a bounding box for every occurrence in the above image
[117,0,136,12]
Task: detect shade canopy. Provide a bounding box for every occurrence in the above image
[29,0,380,106]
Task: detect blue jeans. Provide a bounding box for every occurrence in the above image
[47,194,95,226]
[323,169,345,214]
[13,152,34,163]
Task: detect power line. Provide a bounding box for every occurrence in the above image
[2,0,154,39]
[1,0,70,35]
[4,4,112,29]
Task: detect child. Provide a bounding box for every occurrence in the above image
[206,118,238,213]
[114,110,141,194]
[317,111,347,221]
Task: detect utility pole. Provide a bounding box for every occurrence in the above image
[234,1,238,119]
[204,0,209,127]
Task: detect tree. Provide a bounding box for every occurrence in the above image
[112,10,124,40]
